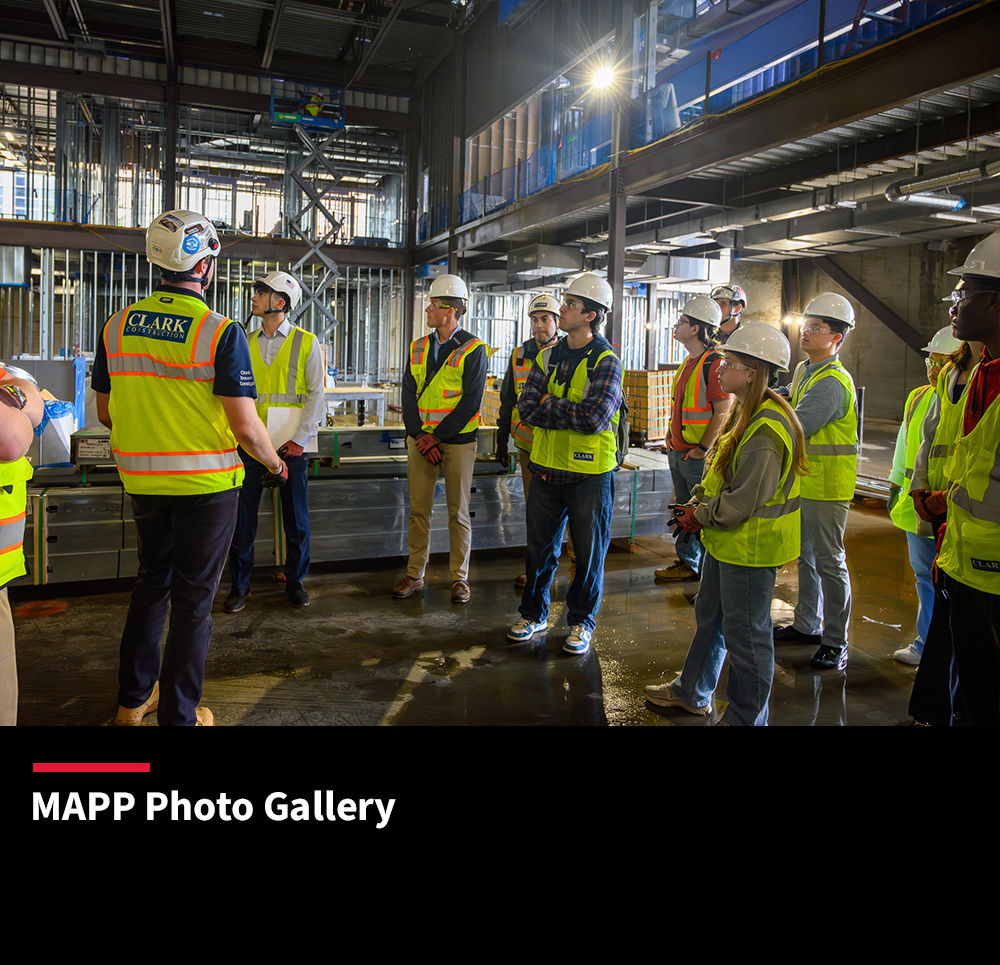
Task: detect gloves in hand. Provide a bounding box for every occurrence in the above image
[278,440,304,459]
[911,488,947,522]
[672,504,703,534]
[261,459,289,488]
[496,441,509,466]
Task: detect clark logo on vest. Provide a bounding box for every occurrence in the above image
[123,313,193,343]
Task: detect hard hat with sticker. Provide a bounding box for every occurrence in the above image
[182,235,201,254]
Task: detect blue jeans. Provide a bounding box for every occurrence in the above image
[667,449,708,573]
[793,498,852,649]
[519,470,614,632]
[229,448,310,591]
[671,550,777,726]
[906,531,936,654]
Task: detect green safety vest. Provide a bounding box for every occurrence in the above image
[250,326,316,425]
[791,358,858,501]
[936,382,1000,595]
[700,399,801,567]
[104,291,245,495]
[924,360,973,492]
[889,384,935,534]
[0,457,32,587]
[530,345,622,475]
[409,334,487,435]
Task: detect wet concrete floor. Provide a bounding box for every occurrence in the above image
[12,497,922,727]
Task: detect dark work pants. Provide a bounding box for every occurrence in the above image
[118,489,239,726]
[228,448,310,591]
[909,571,1000,726]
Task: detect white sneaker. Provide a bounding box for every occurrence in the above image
[893,644,922,666]
[644,681,712,715]
[507,617,546,641]
[563,625,592,655]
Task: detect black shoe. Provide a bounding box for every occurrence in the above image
[224,588,250,613]
[811,644,848,670]
[287,582,310,607]
[773,623,822,645]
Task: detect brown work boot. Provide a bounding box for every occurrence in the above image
[113,681,159,726]
[392,575,424,599]
[654,561,700,581]
[195,706,214,726]
[451,580,471,604]
[514,573,527,590]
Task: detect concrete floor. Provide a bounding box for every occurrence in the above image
[12,495,921,727]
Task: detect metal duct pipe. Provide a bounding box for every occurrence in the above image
[883,187,966,210]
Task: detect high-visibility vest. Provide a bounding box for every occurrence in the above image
[700,399,801,567]
[925,360,975,492]
[249,326,316,426]
[890,384,935,534]
[530,346,621,475]
[791,358,858,501]
[104,291,245,495]
[509,343,536,451]
[0,457,32,587]
[673,349,722,445]
[409,334,487,435]
[936,385,1000,595]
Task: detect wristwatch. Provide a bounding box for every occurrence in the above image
[0,384,27,410]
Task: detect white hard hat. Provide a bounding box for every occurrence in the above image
[921,325,962,355]
[803,291,855,329]
[564,272,613,311]
[723,321,791,370]
[257,270,303,312]
[428,273,469,301]
[948,230,1000,279]
[146,210,220,272]
[679,294,722,328]
[710,283,747,310]
[527,292,560,316]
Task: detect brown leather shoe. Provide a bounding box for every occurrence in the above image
[451,580,471,604]
[113,681,159,726]
[392,575,424,599]
[514,573,527,590]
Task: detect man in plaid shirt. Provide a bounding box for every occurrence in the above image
[506,272,623,656]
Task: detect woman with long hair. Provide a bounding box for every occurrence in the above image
[644,322,809,725]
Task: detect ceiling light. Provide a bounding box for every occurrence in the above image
[592,66,615,90]
[932,212,980,223]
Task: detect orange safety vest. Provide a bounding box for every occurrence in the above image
[509,344,536,451]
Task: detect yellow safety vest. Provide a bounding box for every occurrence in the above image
[509,343,536,452]
[936,383,1000,595]
[249,326,316,425]
[104,291,245,495]
[890,384,935,534]
[791,358,858,501]
[700,399,801,567]
[674,349,722,445]
[530,345,621,475]
[925,361,975,492]
[409,334,487,435]
[0,457,32,587]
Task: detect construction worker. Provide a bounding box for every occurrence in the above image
[225,270,324,612]
[393,273,488,604]
[644,323,807,725]
[909,231,1000,725]
[772,292,859,671]
[710,283,747,344]
[887,324,962,666]
[655,295,733,583]
[93,209,286,726]
[506,272,623,656]
[0,365,44,725]
[496,291,561,589]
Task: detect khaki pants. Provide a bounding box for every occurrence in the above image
[406,438,478,582]
[0,588,16,726]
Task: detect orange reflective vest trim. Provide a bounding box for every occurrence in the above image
[510,345,535,451]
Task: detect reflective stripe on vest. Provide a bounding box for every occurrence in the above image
[926,361,973,492]
[510,344,535,451]
[250,326,313,432]
[792,358,858,501]
[936,386,1000,593]
[674,349,720,445]
[889,384,934,534]
[106,292,245,495]
[529,345,621,475]
[0,457,31,586]
[700,401,801,567]
[410,334,486,434]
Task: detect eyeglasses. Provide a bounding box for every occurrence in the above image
[947,289,994,306]
[719,358,754,372]
[925,357,946,369]
[801,324,832,335]
[561,297,584,310]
